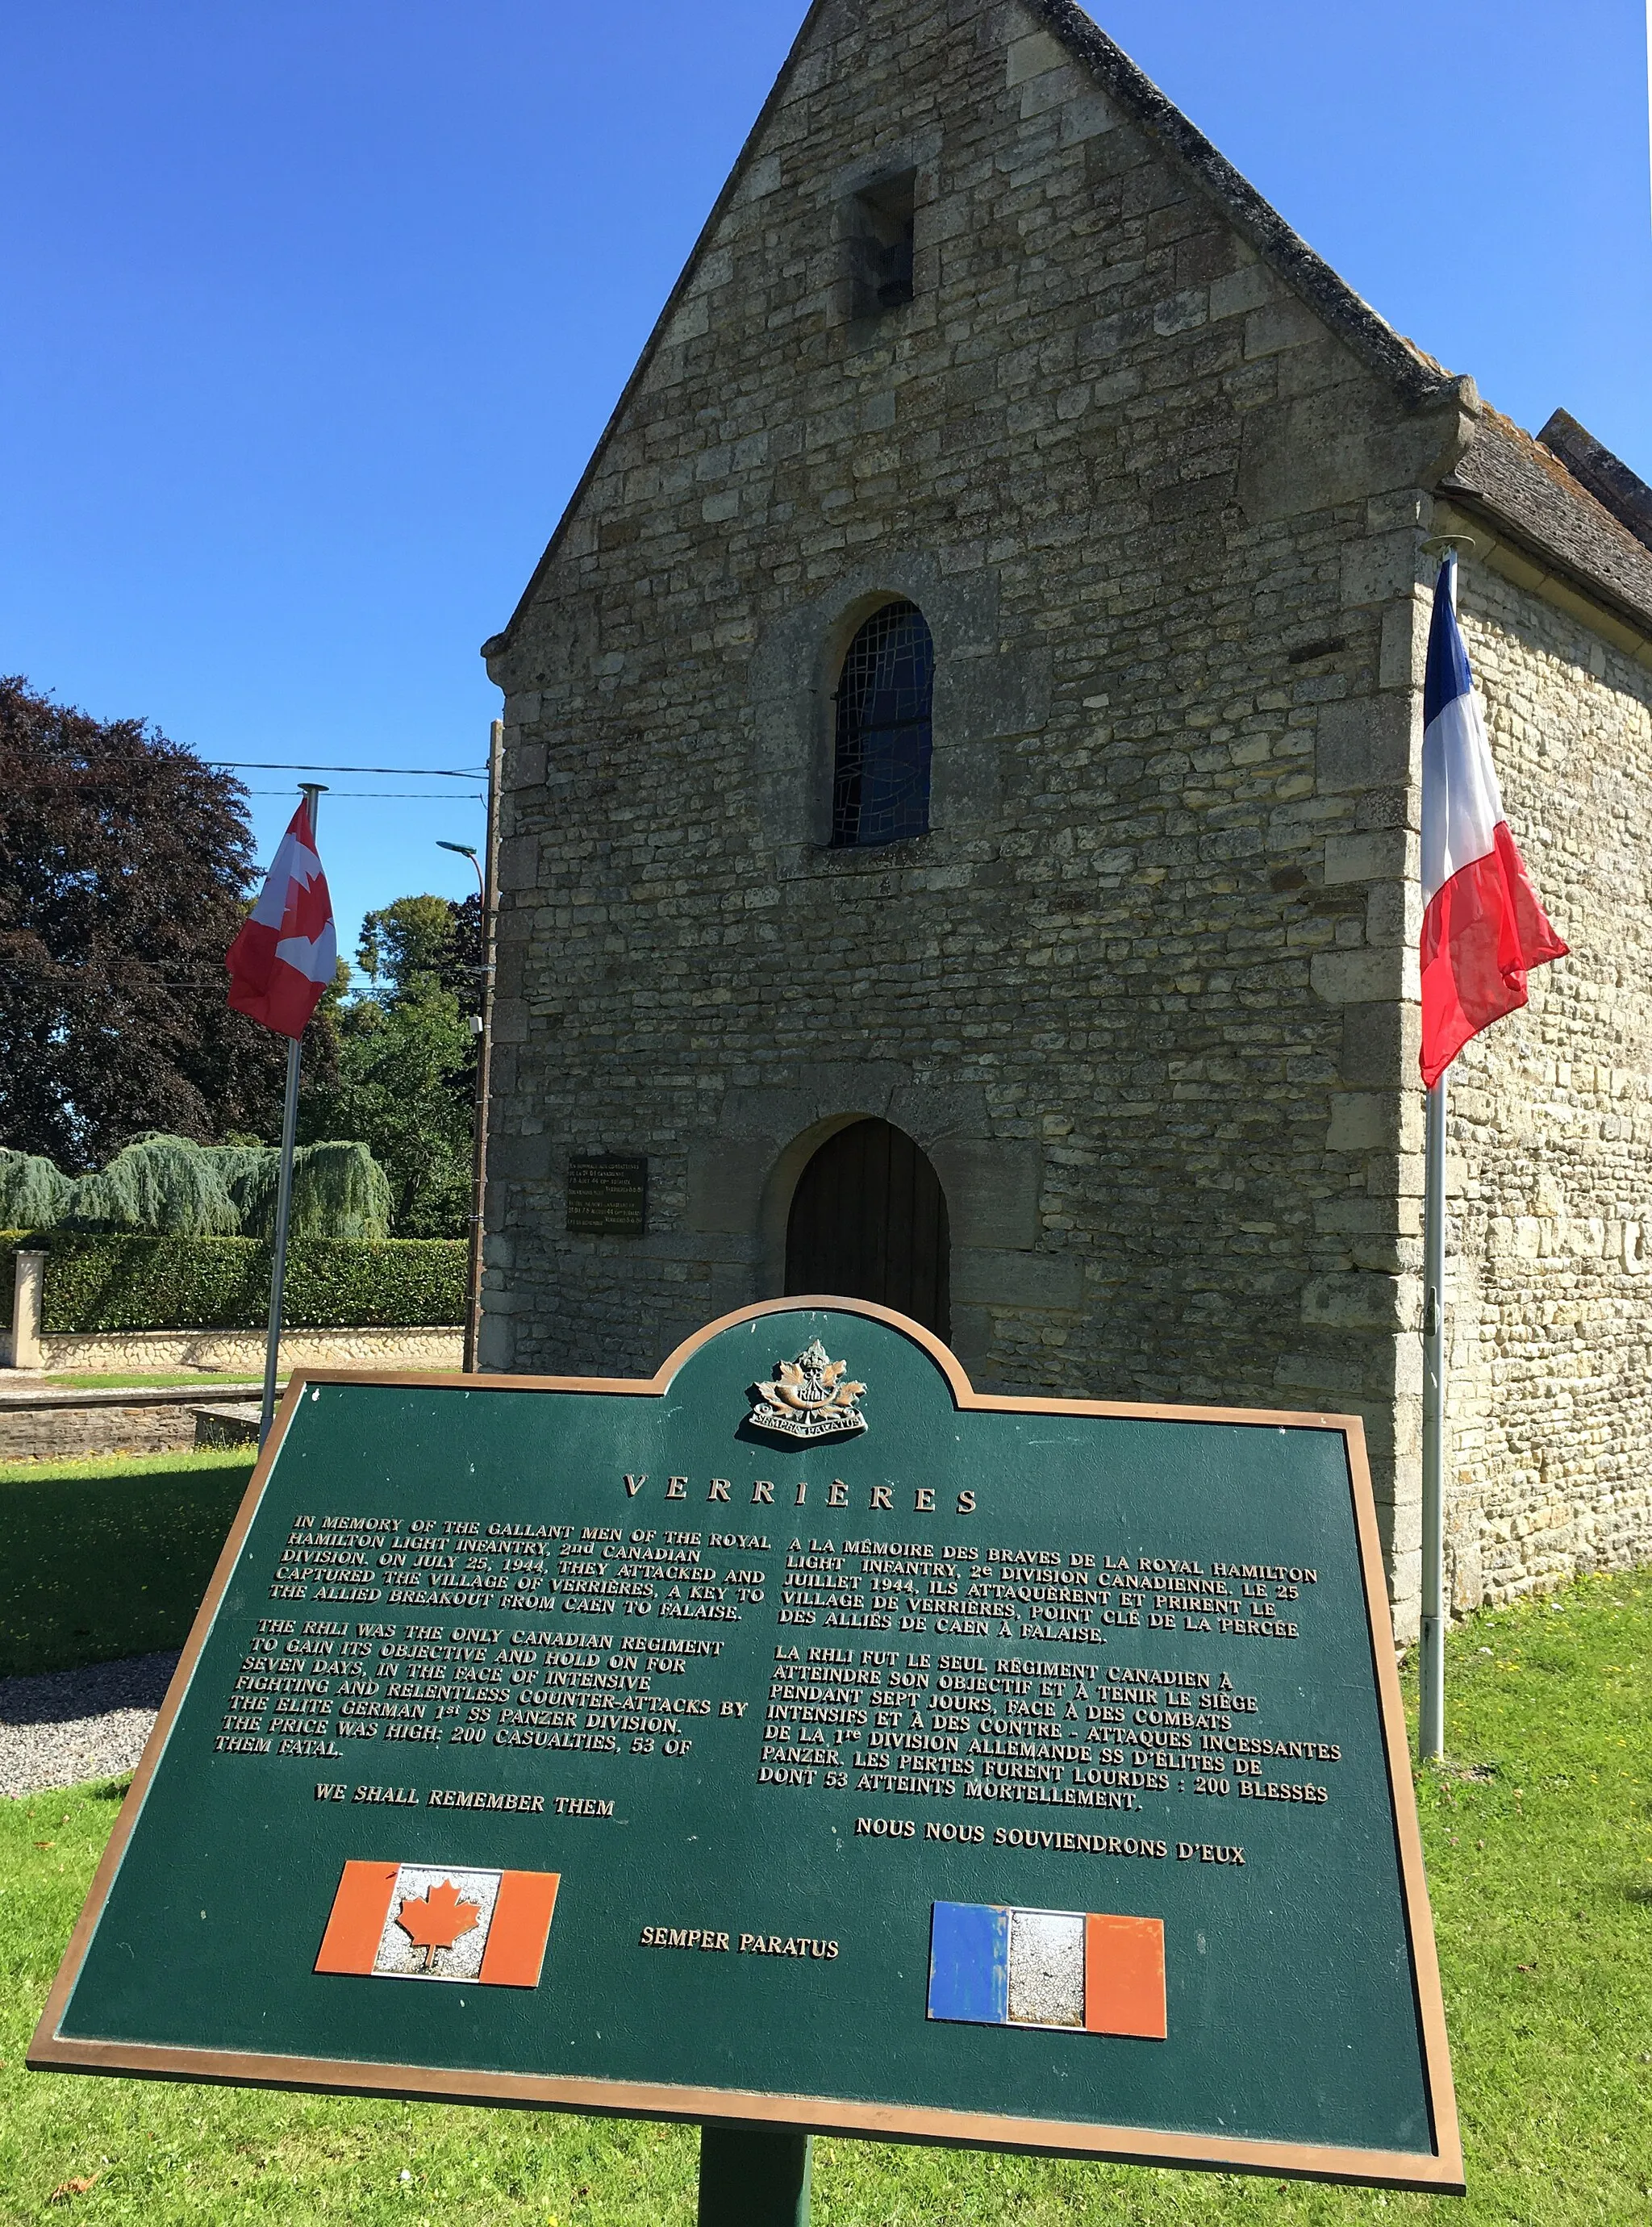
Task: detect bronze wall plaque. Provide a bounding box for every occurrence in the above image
[566,1154,647,1237]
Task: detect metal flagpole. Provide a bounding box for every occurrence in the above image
[260,782,325,1449]
[1416,543,1460,1763]
[436,719,501,1374]
[1420,1069,1447,1762]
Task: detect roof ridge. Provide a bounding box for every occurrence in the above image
[1441,403,1652,635]
[1535,408,1652,555]
[1480,402,1652,565]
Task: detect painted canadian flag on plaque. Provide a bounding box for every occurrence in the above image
[315,1862,560,1987]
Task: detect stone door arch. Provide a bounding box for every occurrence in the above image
[783,1118,950,1340]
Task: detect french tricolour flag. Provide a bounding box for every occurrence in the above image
[1420,555,1566,1087]
[226,799,337,1040]
[928,1901,1166,2038]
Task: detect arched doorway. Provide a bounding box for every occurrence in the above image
[784,1119,949,1340]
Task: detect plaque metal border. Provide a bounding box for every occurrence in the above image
[29,1295,1463,2195]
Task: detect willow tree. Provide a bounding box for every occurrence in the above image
[216,1140,390,1241]
[9,1134,391,1240]
[63,1136,240,1236]
[0,1149,69,1229]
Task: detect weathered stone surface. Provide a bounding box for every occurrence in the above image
[1434,565,1652,1608]
[477,0,1652,1634]
[22,1328,462,1374]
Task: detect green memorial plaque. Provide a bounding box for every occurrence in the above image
[32,1300,1461,2192]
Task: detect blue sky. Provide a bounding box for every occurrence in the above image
[5,0,1649,977]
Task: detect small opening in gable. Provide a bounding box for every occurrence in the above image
[849,169,916,316]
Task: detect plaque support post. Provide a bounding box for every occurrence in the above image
[259,782,324,1450]
[697,2126,811,2227]
[1419,1070,1447,1762]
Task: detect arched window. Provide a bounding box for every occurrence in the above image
[830,600,935,847]
[784,1118,950,1339]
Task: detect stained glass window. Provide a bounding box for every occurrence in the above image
[830,600,934,848]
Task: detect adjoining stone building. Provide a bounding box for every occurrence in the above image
[477,0,1652,1634]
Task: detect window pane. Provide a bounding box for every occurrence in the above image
[832,601,934,847]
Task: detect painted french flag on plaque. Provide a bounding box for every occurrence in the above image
[315,1862,560,1987]
[1420,556,1566,1087]
[928,1902,1166,2038]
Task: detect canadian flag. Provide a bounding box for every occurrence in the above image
[1419,557,1566,1088]
[315,1862,560,1987]
[226,799,337,1039]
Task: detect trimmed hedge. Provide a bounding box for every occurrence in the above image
[2,1231,464,1333]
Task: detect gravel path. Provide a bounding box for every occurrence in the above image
[0,1652,179,1799]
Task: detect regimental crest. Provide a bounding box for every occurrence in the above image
[746,1338,867,1443]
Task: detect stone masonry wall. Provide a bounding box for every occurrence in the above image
[1441,566,1652,1604]
[23,1328,464,1375]
[482,0,1475,1630]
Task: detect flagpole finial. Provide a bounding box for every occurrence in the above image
[1422,534,1475,615]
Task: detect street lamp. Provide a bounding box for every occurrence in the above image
[437,724,500,1373]
[438,841,486,1047]
[437,838,481,887]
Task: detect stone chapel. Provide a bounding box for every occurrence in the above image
[478,0,1652,1634]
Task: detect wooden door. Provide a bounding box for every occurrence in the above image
[784,1119,950,1341]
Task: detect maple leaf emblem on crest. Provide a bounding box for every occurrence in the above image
[394,1878,482,1971]
[747,1338,869,1441]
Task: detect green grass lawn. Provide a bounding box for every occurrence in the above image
[0,1449,255,1678]
[1,1570,1647,2223]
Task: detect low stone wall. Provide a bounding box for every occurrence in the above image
[33,1328,464,1374]
[0,1403,211,1462]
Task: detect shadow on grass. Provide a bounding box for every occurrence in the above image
[0,1456,254,1677]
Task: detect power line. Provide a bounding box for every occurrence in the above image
[205,761,486,778]
[7,772,485,792]
[245,789,486,801]
[15,966,487,988]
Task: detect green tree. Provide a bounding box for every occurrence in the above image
[302,895,478,1237]
[0,676,294,1166]
[356,891,481,1005]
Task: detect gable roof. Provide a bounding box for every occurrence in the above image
[484,0,1474,663]
[488,0,1652,662]
[1031,2,1652,644]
